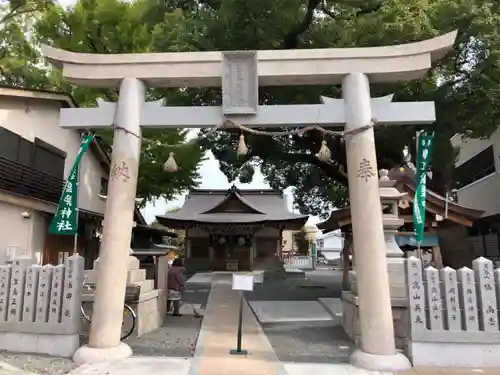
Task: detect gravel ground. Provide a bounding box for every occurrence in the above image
[246,269,352,364]
[124,283,210,357]
[0,283,211,374]
[0,352,77,375]
[262,321,353,364]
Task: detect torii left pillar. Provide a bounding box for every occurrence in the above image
[73,78,145,364]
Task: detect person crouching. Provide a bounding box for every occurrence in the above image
[167,258,184,316]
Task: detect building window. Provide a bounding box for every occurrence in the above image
[100,177,108,195]
[454,146,496,189]
[0,127,27,162]
[0,129,66,179]
[33,138,66,179]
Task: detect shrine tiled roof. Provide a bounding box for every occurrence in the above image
[318,167,484,232]
[156,186,308,229]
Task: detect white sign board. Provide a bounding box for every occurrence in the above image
[232,273,254,291]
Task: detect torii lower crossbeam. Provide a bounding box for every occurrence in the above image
[58,95,435,129]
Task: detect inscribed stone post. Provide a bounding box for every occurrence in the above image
[457,267,479,331]
[35,265,54,323]
[61,254,84,332]
[494,268,500,325]
[424,266,443,330]
[49,264,65,324]
[0,265,11,322]
[472,257,499,331]
[405,257,427,337]
[440,267,461,331]
[22,265,40,323]
[8,256,35,322]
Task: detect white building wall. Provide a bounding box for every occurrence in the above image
[0,92,109,262]
[451,131,500,215]
[0,95,107,215]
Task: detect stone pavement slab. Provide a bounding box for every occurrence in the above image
[284,362,390,375]
[186,273,224,284]
[67,357,192,375]
[249,301,333,323]
[397,368,500,375]
[190,282,287,375]
[318,298,343,318]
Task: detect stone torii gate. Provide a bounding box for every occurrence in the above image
[42,31,456,371]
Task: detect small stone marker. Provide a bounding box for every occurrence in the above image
[49,264,65,323]
[405,257,427,336]
[61,254,84,331]
[0,265,12,322]
[425,266,443,330]
[458,267,479,331]
[440,266,461,331]
[35,265,54,323]
[473,257,499,331]
[8,256,34,322]
[22,265,40,322]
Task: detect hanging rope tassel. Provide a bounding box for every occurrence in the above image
[315,140,331,162]
[164,152,178,172]
[236,133,248,158]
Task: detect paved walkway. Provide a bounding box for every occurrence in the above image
[190,280,287,375]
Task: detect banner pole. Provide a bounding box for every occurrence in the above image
[73,136,84,255]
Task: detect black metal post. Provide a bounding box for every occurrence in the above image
[230,291,248,355]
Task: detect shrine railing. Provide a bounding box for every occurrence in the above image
[0,254,83,357]
[284,256,313,270]
[406,256,500,367]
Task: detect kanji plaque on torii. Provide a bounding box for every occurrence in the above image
[41,30,457,371]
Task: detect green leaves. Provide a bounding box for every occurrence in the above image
[4,0,500,215]
[3,0,205,204]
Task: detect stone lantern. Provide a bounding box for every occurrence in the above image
[350,170,408,298]
[379,169,408,299]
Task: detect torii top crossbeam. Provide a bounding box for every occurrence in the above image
[41,31,456,88]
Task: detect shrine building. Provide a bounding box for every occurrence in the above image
[156,186,308,271]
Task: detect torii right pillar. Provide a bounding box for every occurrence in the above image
[342,73,411,371]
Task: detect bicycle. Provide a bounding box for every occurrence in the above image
[80,277,137,340]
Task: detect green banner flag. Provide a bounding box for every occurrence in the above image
[413,132,434,244]
[48,134,94,235]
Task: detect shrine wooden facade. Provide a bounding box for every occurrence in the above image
[156,186,308,271]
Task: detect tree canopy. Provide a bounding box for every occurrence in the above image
[2,0,206,204]
[192,0,500,218]
[3,0,500,215]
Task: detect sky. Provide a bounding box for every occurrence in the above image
[53,0,322,228]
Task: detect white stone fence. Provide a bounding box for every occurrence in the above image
[0,254,84,357]
[406,256,500,368]
[284,255,313,270]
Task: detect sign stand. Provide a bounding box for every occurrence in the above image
[229,272,254,356]
[229,291,247,355]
